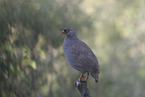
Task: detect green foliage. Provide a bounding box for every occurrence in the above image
[0,0,145,97]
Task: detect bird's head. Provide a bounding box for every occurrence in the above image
[60,28,76,37]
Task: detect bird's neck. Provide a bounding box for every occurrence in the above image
[65,34,78,41]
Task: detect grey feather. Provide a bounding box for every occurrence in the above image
[62,28,99,82]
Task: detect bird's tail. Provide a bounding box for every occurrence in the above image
[91,72,99,83]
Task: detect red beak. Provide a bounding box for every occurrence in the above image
[60,30,65,34]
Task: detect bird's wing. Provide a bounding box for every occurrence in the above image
[73,40,99,73]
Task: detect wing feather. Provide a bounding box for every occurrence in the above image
[73,40,99,73]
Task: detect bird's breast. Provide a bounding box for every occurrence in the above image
[63,43,82,71]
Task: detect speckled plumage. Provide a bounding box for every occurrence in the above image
[61,28,99,82]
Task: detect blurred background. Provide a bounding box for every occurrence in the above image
[0,0,145,97]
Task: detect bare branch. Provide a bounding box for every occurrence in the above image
[75,81,91,97]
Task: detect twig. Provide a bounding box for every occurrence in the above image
[75,80,91,97]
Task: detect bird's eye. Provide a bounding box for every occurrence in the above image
[66,29,69,33]
[64,29,67,32]
[64,29,69,33]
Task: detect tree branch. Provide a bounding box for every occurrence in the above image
[75,80,91,97]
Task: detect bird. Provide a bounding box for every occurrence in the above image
[60,28,99,84]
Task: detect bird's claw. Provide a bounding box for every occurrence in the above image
[80,80,87,85]
[73,80,87,87]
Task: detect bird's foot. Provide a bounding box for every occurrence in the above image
[73,80,80,86]
[80,80,87,83]
[73,80,87,86]
[80,80,87,85]
[73,73,89,86]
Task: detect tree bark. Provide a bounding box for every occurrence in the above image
[75,80,91,97]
